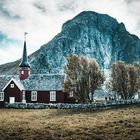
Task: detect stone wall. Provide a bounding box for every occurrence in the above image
[5,99,140,109]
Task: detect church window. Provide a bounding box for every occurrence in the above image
[50,91,56,101]
[0,92,4,101]
[10,84,14,88]
[31,91,37,101]
[21,71,24,74]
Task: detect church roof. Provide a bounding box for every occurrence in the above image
[1,74,64,91]
[0,77,8,91]
[2,78,25,91]
[22,74,64,91]
[19,37,30,68]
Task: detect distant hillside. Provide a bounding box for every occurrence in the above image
[0,11,140,75]
[0,50,39,74]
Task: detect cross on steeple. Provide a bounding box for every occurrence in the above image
[24,32,27,41]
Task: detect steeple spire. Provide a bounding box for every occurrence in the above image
[19,32,30,68]
[19,32,30,80]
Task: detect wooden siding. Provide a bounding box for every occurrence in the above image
[4,81,22,103]
[19,68,30,80]
[0,102,4,108]
[2,79,76,104]
[64,94,76,103]
[25,90,66,103]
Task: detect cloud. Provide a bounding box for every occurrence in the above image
[0,44,22,64]
[0,0,140,64]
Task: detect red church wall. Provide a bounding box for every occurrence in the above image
[2,79,76,105]
[56,91,65,103]
[25,91,50,103]
[64,94,76,103]
[4,81,22,103]
[25,90,66,103]
[36,91,50,103]
[0,102,5,108]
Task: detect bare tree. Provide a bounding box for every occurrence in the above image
[63,54,104,103]
[89,60,104,102]
[127,65,138,98]
[133,62,140,99]
[109,61,139,100]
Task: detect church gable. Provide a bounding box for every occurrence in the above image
[2,78,24,91]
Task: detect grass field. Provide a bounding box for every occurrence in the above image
[0,105,140,140]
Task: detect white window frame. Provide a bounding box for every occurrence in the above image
[21,70,24,74]
[10,84,14,88]
[0,92,4,101]
[50,91,56,101]
[31,91,37,101]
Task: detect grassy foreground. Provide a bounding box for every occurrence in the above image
[0,105,140,140]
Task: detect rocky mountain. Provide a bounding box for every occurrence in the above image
[0,11,140,75]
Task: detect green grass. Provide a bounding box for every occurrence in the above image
[0,105,140,140]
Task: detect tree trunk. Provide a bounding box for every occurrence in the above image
[91,90,95,103]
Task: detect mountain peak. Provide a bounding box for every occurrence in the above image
[0,11,139,75]
[62,11,124,36]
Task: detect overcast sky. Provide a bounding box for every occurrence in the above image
[0,0,140,64]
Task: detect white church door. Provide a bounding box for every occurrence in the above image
[9,97,15,104]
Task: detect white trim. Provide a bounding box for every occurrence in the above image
[22,91,25,100]
[0,92,4,101]
[31,91,37,101]
[2,78,24,91]
[50,91,56,101]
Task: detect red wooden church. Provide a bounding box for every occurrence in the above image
[0,33,75,107]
